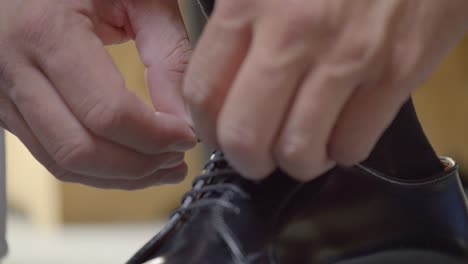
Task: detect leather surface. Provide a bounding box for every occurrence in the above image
[275,163,468,263]
[129,160,468,264]
[129,167,306,264]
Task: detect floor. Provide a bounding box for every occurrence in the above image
[3,212,164,264]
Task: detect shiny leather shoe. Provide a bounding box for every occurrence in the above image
[127,151,468,264]
[127,1,468,263]
[127,108,468,264]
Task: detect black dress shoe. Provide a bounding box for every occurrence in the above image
[275,158,468,264]
[127,152,468,264]
[126,1,468,263]
[127,150,306,264]
[128,102,468,264]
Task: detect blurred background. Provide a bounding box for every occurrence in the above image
[3,34,468,263]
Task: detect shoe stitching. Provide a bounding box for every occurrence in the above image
[356,158,458,186]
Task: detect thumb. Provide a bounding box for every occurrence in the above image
[126,0,192,124]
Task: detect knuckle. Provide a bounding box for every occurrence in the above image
[340,41,374,67]
[275,133,331,181]
[332,38,379,74]
[52,136,93,171]
[163,43,192,80]
[275,134,311,169]
[82,92,128,138]
[141,37,191,73]
[218,123,258,156]
[182,70,215,112]
[162,37,192,67]
[272,2,321,53]
[14,3,61,55]
[254,54,301,78]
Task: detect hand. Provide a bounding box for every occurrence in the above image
[0,0,196,189]
[183,0,468,181]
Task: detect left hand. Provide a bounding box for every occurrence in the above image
[0,0,196,189]
[183,0,468,181]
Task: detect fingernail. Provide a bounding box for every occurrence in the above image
[189,126,202,143]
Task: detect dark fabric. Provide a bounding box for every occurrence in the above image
[363,99,445,179]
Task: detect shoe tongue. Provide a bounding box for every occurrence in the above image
[362,99,444,179]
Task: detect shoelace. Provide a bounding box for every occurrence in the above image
[171,151,251,218]
[128,151,253,264]
[170,150,255,264]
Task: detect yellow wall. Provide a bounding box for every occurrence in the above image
[414,34,468,174]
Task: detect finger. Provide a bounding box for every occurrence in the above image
[29,18,196,155]
[182,1,254,145]
[128,0,193,123]
[9,65,187,180]
[274,66,359,182]
[6,104,187,189]
[328,83,409,166]
[0,94,82,184]
[216,17,311,180]
[6,98,188,189]
[57,164,188,190]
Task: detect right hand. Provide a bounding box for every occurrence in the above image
[0,0,197,189]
